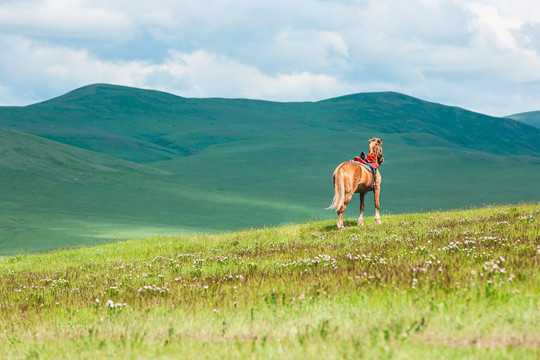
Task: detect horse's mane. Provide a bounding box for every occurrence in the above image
[368,138,384,165]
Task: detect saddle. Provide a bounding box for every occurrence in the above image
[350,152,379,190]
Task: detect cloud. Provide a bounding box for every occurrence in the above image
[0,36,150,100]
[0,36,353,104]
[0,0,133,38]
[514,21,540,55]
[1,0,540,115]
[274,30,349,72]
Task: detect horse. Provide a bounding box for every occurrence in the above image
[327,138,384,230]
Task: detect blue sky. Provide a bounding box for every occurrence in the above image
[1,0,539,116]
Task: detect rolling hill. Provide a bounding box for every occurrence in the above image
[508,110,540,129]
[0,128,319,255]
[2,84,539,161]
[1,84,539,255]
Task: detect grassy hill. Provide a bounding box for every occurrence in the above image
[508,111,540,129]
[1,84,539,255]
[0,204,538,359]
[0,129,320,255]
[2,84,539,161]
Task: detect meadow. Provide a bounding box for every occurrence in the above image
[1,84,540,254]
[1,203,538,359]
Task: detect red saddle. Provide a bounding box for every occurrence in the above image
[354,155,379,169]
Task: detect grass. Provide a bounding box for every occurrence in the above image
[1,125,539,256]
[1,203,538,359]
[1,84,540,254]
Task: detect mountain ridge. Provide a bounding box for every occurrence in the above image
[1,83,539,161]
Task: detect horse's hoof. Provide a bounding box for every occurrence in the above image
[376,220,382,225]
[338,225,345,230]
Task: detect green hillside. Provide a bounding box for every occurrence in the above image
[508,110,540,129]
[0,129,321,255]
[1,84,539,255]
[1,204,538,359]
[2,84,539,161]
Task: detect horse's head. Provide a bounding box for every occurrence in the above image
[369,138,384,165]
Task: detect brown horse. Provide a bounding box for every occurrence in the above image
[327,138,384,230]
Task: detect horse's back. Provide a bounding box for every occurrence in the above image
[334,161,373,193]
[334,161,363,176]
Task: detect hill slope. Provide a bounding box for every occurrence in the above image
[2,84,539,162]
[1,204,538,359]
[0,84,539,254]
[508,110,540,129]
[0,129,322,255]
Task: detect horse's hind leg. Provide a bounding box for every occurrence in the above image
[358,193,365,226]
[337,191,354,230]
[374,188,382,224]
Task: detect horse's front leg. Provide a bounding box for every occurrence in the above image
[358,193,365,226]
[374,187,382,224]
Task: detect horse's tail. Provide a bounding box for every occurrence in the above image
[327,168,344,212]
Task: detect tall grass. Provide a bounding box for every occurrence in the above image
[1,203,538,359]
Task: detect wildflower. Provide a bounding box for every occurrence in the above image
[471,270,476,275]
[105,300,127,309]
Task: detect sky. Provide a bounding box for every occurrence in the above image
[1,0,539,116]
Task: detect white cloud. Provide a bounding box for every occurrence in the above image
[1,0,540,115]
[0,0,133,38]
[141,50,351,101]
[0,36,351,104]
[274,30,349,71]
[0,36,151,99]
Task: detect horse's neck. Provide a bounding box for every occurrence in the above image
[368,147,380,158]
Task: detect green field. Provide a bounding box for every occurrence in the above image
[1,203,538,359]
[1,84,539,255]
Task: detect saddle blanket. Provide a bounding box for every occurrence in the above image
[350,160,375,173]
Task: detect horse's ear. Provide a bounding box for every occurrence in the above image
[379,138,382,144]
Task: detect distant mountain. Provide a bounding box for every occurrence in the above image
[1,84,539,255]
[1,84,539,162]
[507,111,540,129]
